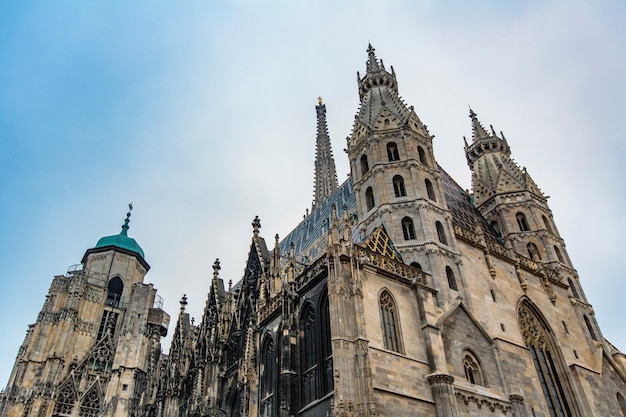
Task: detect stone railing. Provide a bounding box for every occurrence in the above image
[354,245,428,286]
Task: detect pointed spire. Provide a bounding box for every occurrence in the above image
[366,43,381,73]
[120,203,133,236]
[180,294,188,313]
[252,216,261,238]
[313,98,339,208]
[357,44,398,101]
[469,107,491,142]
[212,259,221,280]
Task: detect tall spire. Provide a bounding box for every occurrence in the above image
[312,97,339,208]
[120,203,133,236]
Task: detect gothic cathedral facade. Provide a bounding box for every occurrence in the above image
[2,45,626,417]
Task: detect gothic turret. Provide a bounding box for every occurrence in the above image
[312,98,339,208]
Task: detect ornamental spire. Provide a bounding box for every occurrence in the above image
[469,107,492,142]
[120,203,133,236]
[312,97,339,209]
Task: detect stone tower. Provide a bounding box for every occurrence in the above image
[0,207,170,417]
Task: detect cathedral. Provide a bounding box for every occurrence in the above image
[2,44,626,417]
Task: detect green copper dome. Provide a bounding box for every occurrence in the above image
[94,204,145,259]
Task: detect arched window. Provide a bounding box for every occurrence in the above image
[365,187,375,211]
[490,221,502,238]
[518,303,574,417]
[78,387,100,417]
[393,175,406,197]
[418,146,428,165]
[554,246,564,263]
[543,215,554,233]
[446,266,458,291]
[410,262,422,270]
[516,212,530,232]
[106,276,124,308]
[617,392,626,416]
[436,221,448,245]
[584,315,597,342]
[463,350,485,386]
[527,242,541,261]
[53,380,76,416]
[360,154,369,176]
[379,290,402,353]
[387,142,400,161]
[300,305,318,407]
[260,336,276,417]
[567,278,579,299]
[402,217,416,240]
[320,293,333,395]
[425,179,437,201]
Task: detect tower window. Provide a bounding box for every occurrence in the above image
[446,266,458,291]
[79,387,101,417]
[393,175,406,197]
[365,187,375,211]
[542,215,554,233]
[463,350,485,386]
[300,305,318,406]
[554,246,564,263]
[387,142,400,161]
[527,242,541,262]
[425,179,436,201]
[360,154,369,176]
[106,277,124,308]
[410,262,422,270]
[402,217,416,240]
[260,336,276,416]
[320,293,333,396]
[379,290,402,353]
[584,315,597,341]
[418,146,428,165]
[516,212,530,232]
[436,221,447,245]
[567,278,579,299]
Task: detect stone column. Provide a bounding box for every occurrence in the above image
[427,374,458,417]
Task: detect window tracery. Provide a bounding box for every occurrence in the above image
[462,351,485,386]
[380,290,402,353]
[53,380,76,416]
[78,387,100,417]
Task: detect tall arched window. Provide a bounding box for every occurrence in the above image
[300,306,318,407]
[78,387,100,417]
[554,246,564,263]
[543,215,554,233]
[402,217,416,240]
[260,336,275,417]
[418,146,428,165]
[360,154,369,176]
[379,290,402,353]
[516,212,530,231]
[53,380,76,416]
[436,221,448,245]
[490,221,502,238]
[387,142,400,161]
[518,303,574,417]
[617,392,626,416]
[425,179,437,201]
[320,293,333,395]
[463,350,485,386]
[410,262,422,270]
[106,276,124,308]
[584,315,597,342]
[527,242,541,261]
[365,187,375,211]
[446,266,458,291]
[567,278,579,299]
[393,175,406,197]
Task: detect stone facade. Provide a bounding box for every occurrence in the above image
[2,44,626,417]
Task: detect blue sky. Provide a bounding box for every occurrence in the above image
[1,1,625,385]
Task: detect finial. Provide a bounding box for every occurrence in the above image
[252,216,261,238]
[318,96,323,105]
[180,294,188,312]
[468,106,477,119]
[121,203,133,236]
[490,124,496,136]
[212,259,221,279]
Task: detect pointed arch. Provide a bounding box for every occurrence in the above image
[516,212,530,231]
[554,246,564,263]
[402,217,416,240]
[393,175,406,197]
[567,278,579,299]
[387,142,400,161]
[259,334,275,417]
[490,220,502,238]
[365,187,375,211]
[583,315,597,342]
[418,146,428,165]
[319,291,333,395]
[379,290,403,353]
[106,276,123,308]
[527,242,541,261]
[410,262,422,270]
[462,349,486,386]
[446,266,458,291]
[543,215,554,233]
[425,179,436,201]
[53,378,77,416]
[360,154,369,176]
[78,385,101,417]
[518,301,575,417]
[617,392,626,416]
